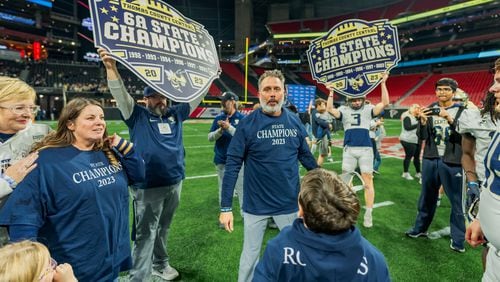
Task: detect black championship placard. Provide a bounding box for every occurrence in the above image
[90,0,220,102]
[307,19,400,98]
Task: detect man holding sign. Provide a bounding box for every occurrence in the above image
[100,48,204,281]
[326,73,389,228]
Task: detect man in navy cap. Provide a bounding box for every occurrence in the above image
[208,92,246,226]
[99,48,205,281]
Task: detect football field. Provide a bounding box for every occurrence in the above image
[59,119,484,281]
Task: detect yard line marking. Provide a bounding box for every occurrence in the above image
[185,145,213,149]
[186,174,217,180]
[363,201,395,209]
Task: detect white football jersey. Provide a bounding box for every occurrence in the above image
[339,104,374,147]
[0,123,51,202]
[457,109,497,182]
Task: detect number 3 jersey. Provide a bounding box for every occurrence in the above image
[338,104,374,147]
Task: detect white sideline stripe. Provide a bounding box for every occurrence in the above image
[364,201,395,209]
[119,130,129,135]
[186,174,217,180]
[185,145,213,149]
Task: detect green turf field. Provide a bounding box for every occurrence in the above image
[48,119,484,281]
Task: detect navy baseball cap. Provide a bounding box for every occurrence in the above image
[219,91,238,102]
[144,86,158,97]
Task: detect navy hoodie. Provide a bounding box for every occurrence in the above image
[254,219,391,281]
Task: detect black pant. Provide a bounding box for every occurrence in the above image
[400,140,421,173]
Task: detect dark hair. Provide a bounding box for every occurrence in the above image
[299,169,360,234]
[435,78,458,92]
[481,91,498,124]
[32,98,119,166]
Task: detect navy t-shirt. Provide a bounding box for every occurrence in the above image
[221,108,317,215]
[209,111,245,165]
[125,103,189,187]
[0,146,144,281]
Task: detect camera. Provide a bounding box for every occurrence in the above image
[429,107,441,115]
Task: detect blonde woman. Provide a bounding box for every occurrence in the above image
[0,76,51,246]
[399,104,422,180]
[0,240,76,282]
[0,98,145,281]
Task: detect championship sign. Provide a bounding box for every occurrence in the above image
[90,0,220,102]
[307,19,400,98]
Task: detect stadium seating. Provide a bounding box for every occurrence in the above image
[367,73,427,105]
[399,70,492,106]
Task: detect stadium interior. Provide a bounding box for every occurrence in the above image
[0,0,499,117]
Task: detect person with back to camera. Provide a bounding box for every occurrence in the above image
[99,47,205,281]
[0,76,51,246]
[399,104,422,181]
[253,168,390,282]
[405,78,466,253]
[0,240,77,282]
[0,98,145,281]
[208,91,245,225]
[219,70,318,282]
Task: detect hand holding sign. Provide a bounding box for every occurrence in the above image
[90,0,220,102]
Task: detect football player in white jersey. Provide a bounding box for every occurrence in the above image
[0,76,51,246]
[326,73,389,228]
[466,57,500,281]
[457,91,497,223]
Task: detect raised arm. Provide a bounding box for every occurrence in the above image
[373,73,389,116]
[98,48,135,120]
[326,86,341,119]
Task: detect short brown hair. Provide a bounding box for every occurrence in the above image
[315,98,326,107]
[299,168,360,234]
[495,58,500,72]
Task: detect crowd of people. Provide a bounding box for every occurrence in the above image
[0,56,498,281]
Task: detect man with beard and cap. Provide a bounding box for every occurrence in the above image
[99,48,204,281]
[208,91,245,225]
[253,168,390,282]
[219,70,318,282]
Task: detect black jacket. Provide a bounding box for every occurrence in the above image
[417,103,464,166]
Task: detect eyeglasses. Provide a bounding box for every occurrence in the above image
[0,104,40,115]
[39,257,57,281]
[436,87,453,92]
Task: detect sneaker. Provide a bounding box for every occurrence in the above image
[405,229,428,238]
[415,172,422,179]
[437,197,442,207]
[373,170,380,175]
[363,213,373,228]
[152,265,179,281]
[449,240,465,253]
[327,157,334,163]
[402,172,414,180]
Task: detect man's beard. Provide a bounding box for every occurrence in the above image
[148,104,167,116]
[260,97,284,114]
